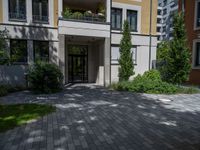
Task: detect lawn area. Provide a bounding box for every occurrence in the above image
[0,104,56,132]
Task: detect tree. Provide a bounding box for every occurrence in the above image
[165,12,191,84]
[118,20,134,81]
[157,41,170,81]
[0,29,9,65]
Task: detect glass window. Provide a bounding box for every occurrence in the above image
[9,0,26,20]
[33,0,48,23]
[111,8,122,30]
[196,43,200,66]
[34,41,49,62]
[111,46,137,65]
[127,10,137,32]
[196,2,200,27]
[10,39,27,63]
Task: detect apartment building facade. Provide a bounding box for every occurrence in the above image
[157,0,178,42]
[179,0,200,85]
[0,0,157,86]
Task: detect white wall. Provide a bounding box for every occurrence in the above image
[59,20,110,38]
[111,33,157,83]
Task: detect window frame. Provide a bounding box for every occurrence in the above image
[111,45,137,65]
[8,0,27,22]
[32,0,49,24]
[33,40,50,62]
[194,0,200,30]
[10,39,28,64]
[127,9,138,32]
[193,40,200,69]
[111,8,123,31]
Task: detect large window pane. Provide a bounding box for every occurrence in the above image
[9,0,26,20]
[111,8,122,30]
[196,43,200,66]
[197,2,200,27]
[111,46,137,65]
[127,10,137,32]
[10,39,27,63]
[34,41,49,62]
[33,0,48,23]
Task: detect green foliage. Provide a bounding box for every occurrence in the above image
[97,2,106,14]
[177,86,200,94]
[0,85,26,97]
[0,85,8,97]
[158,13,191,84]
[111,70,178,94]
[71,12,83,19]
[28,62,63,93]
[111,69,200,94]
[62,8,83,19]
[157,41,170,61]
[0,29,10,65]
[62,7,72,19]
[157,41,171,80]
[118,20,134,81]
[0,104,55,132]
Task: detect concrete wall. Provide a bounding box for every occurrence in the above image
[0,65,28,86]
[58,20,110,38]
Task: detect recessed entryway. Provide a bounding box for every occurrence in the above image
[68,45,88,83]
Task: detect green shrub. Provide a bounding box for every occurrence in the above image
[142,70,161,81]
[177,87,200,94]
[111,70,179,94]
[62,7,72,19]
[28,62,63,94]
[0,85,8,97]
[71,12,83,19]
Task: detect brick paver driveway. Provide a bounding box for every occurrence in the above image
[0,84,200,150]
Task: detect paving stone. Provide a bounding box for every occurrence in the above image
[0,84,200,150]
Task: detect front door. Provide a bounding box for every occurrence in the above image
[68,45,88,83]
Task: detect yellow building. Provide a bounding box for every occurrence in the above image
[0,0,157,86]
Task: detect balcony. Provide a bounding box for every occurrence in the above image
[58,0,110,38]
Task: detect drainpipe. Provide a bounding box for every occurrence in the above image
[149,0,153,70]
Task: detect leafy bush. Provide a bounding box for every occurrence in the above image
[0,29,10,65]
[0,85,26,97]
[0,85,8,97]
[111,70,178,94]
[177,87,200,94]
[62,7,72,19]
[28,62,63,94]
[71,12,83,19]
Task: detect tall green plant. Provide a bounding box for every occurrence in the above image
[118,20,134,81]
[157,41,170,80]
[165,12,191,84]
[0,29,9,65]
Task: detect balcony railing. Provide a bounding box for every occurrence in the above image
[9,12,26,21]
[33,15,49,23]
[62,14,106,23]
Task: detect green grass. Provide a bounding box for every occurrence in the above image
[177,87,200,94]
[0,104,56,132]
